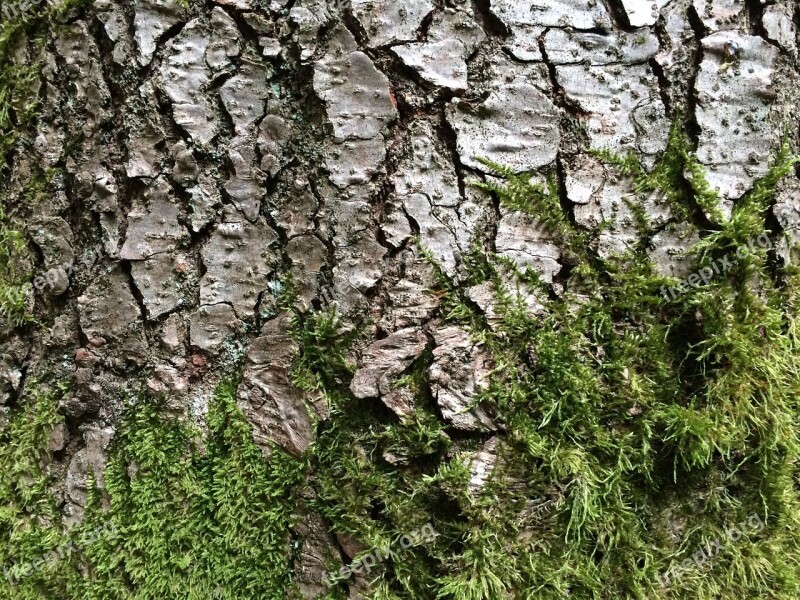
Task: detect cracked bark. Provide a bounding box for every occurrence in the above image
[1,0,798,596]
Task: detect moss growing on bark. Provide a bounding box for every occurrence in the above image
[0,380,306,600]
[0,5,799,592]
[412,127,800,599]
[288,126,800,599]
[0,381,66,597]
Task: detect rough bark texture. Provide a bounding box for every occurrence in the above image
[1,0,799,598]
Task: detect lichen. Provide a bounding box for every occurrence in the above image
[0,0,91,328]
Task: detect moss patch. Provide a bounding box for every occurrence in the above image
[0,3,799,594]
[4,126,798,599]
[0,379,306,599]
[288,125,800,599]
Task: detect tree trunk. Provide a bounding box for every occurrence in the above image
[0,0,799,598]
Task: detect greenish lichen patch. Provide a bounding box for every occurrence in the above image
[0,0,91,328]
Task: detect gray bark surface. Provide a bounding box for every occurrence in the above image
[1,0,798,596]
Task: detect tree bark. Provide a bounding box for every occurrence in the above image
[1,0,799,598]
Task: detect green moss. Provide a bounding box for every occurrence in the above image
[0,0,87,175]
[268,127,800,600]
[80,380,306,599]
[1,5,799,593]
[0,380,306,599]
[413,128,800,599]
[288,309,458,598]
[0,36,35,327]
[0,380,70,598]
[0,205,31,327]
[2,118,798,600]
[473,161,587,255]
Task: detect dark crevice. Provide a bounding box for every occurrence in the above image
[133,18,188,86]
[339,4,368,47]
[207,69,237,93]
[764,207,788,283]
[369,125,410,260]
[378,50,460,104]
[153,20,187,56]
[554,155,581,234]
[684,3,706,148]
[116,176,147,260]
[304,177,337,312]
[418,6,437,41]
[470,0,509,37]
[210,93,237,148]
[438,107,467,200]
[746,1,787,54]
[119,259,152,329]
[649,57,673,118]
[795,1,800,37]
[442,111,500,254]
[745,0,768,39]
[602,0,637,31]
[403,204,421,237]
[552,154,583,289]
[221,5,267,50]
[170,178,218,257]
[253,288,268,328]
[538,28,586,118]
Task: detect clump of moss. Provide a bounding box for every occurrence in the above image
[0,28,36,328]
[0,381,66,598]
[282,125,800,599]
[0,202,31,327]
[1,5,798,592]
[288,307,460,599]
[0,380,306,600]
[416,126,800,599]
[73,380,307,600]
